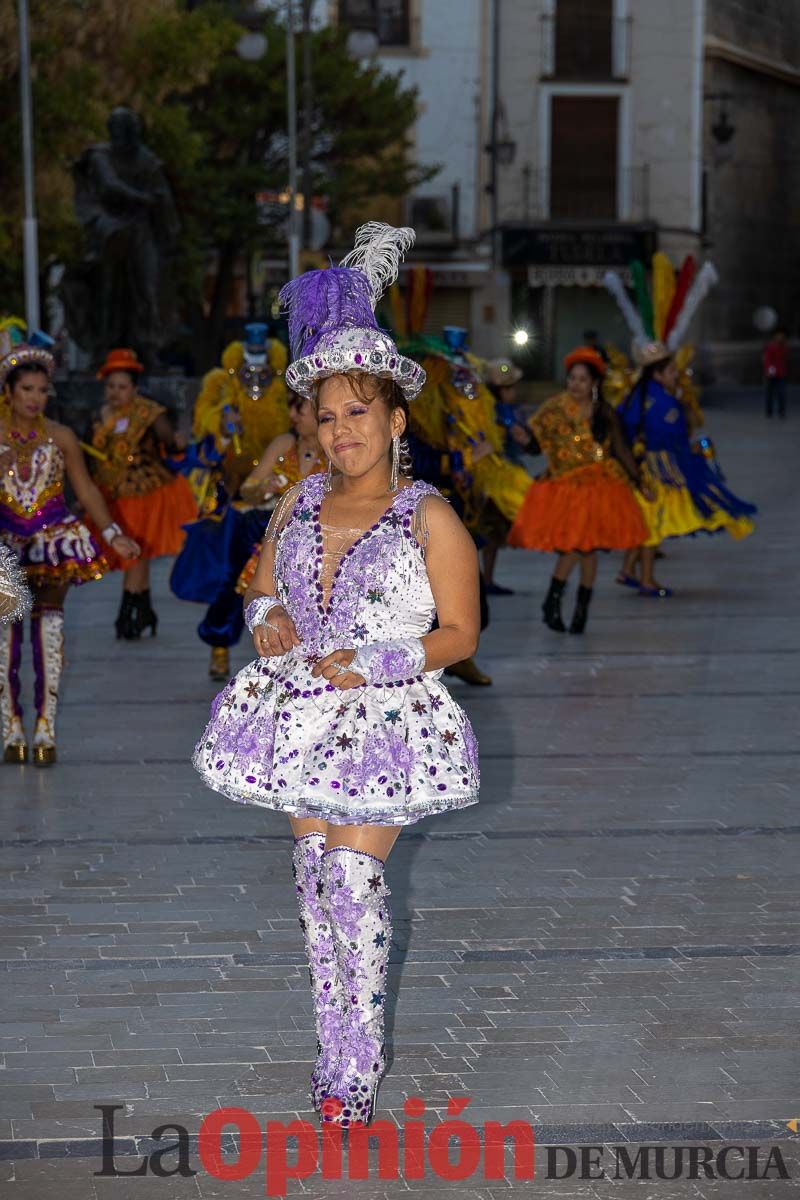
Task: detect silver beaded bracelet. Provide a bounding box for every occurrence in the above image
[244,594,282,634]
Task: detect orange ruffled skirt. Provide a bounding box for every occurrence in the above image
[508,461,648,553]
[102,475,197,570]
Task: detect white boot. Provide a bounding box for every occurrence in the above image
[31,607,64,767]
[319,848,392,1127]
[292,835,343,1111]
[0,620,26,763]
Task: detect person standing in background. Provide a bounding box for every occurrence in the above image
[763,329,788,418]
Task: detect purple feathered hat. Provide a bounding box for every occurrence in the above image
[280,222,426,402]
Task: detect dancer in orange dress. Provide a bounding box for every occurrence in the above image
[235,392,326,595]
[509,346,649,634]
[91,348,197,638]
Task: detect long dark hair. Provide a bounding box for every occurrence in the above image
[621,362,667,440]
[567,360,608,442]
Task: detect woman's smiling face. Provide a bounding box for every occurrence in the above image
[8,368,50,421]
[315,375,405,480]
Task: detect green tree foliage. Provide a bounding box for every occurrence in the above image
[0,1,232,314]
[1,2,433,368]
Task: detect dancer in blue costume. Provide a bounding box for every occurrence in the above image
[617,342,756,596]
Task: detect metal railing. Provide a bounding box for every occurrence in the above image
[508,165,650,223]
[540,12,632,81]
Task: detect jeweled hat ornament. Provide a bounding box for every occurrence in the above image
[485,357,523,388]
[0,330,56,390]
[634,340,672,369]
[281,222,426,402]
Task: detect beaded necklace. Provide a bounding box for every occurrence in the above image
[5,415,47,483]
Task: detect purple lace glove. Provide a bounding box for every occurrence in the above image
[244,594,282,634]
[348,638,426,685]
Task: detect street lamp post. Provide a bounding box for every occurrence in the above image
[285,1,300,279]
[236,1,300,280]
[17,0,40,331]
[485,0,515,268]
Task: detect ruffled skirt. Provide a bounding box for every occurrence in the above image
[507,461,648,553]
[101,475,198,570]
[1,505,108,588]
[635,451,756,546]
[472,454,532,524]
[193,648,480,826]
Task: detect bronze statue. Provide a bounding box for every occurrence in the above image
[62,107,180,369]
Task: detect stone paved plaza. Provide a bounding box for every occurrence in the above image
[1,403,799,1197]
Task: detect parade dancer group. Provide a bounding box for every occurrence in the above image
[0,222,761,1132]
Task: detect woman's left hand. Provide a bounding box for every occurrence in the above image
[112,535,141,559]
[312,648,366,690]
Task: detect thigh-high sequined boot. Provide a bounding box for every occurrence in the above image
[30,606,64,766]
[1,621,26,763]
[319,848,392,1127]
[292,834,343,1111]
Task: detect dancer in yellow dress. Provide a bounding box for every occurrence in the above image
[404,327,532,594]
[236,392,326,595]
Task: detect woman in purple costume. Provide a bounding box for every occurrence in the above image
[0,342,139,765]
[194,224,481,1127]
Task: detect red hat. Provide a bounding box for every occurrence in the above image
[96,348,144,379]
[563,346,606,377]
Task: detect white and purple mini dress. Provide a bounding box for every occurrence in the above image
[193,474,479,825]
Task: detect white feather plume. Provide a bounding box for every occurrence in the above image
[666,262,719,351]
[602,270,647,344]
[339,222,416,305]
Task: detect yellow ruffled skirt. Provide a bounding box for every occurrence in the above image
[635,471,754,547]
[472,454,532,524]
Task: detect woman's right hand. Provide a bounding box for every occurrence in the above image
[253,605,300,657]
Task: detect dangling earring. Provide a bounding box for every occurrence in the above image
[324,458,333,494]
[592,383,599,403]
[390,434,400,492]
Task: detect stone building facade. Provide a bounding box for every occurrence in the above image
[704,0,800,380]
[323,1,800,378]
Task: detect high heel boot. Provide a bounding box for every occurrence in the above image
[291,835,343,1111]
[115,590,138,639]
[1,621,26,763]
[31,606,63,766]
[131,590,158,638]
[569,585,593,634]
[319,848,392,1128]
[542,577,567,632]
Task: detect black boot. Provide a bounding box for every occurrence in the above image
[569,585,593,634]
[542,577,566,632]
[115,591,139,640]
[130,590,158,638]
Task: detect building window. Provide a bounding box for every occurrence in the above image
[339,0,410,47]
[549,95,618,219]
[549,0,613,80]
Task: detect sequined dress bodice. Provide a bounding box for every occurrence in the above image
[0,439,70,528]
[274,474,438,658]
[531,393,613,479]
